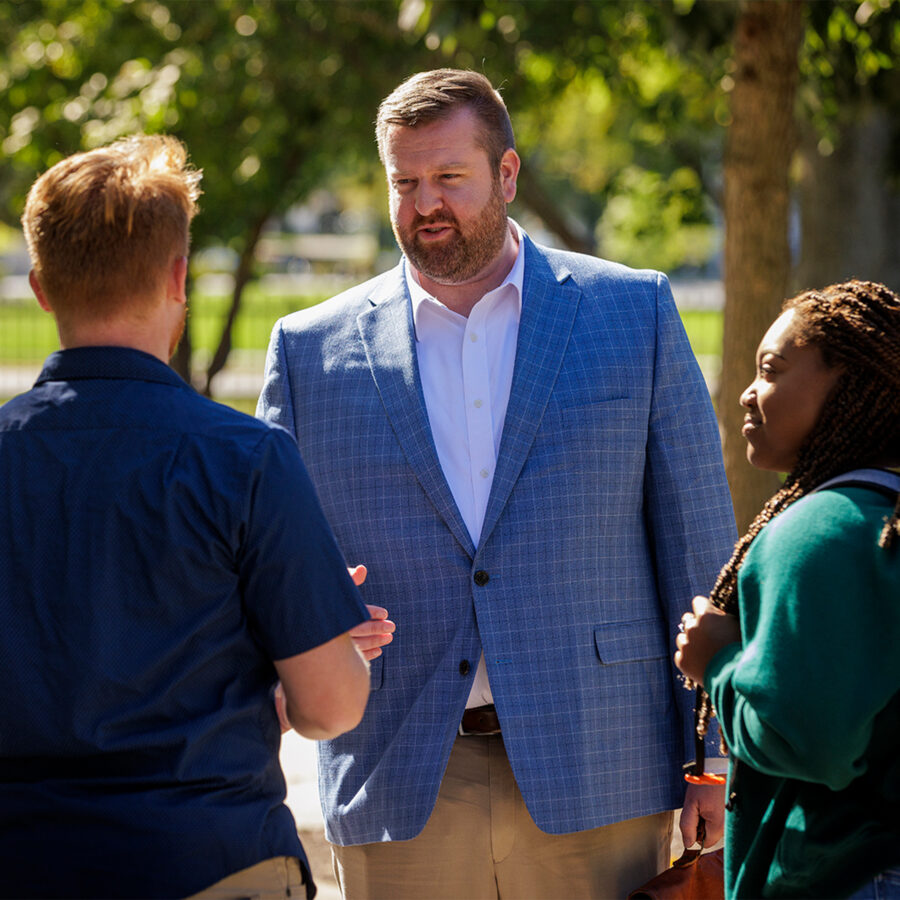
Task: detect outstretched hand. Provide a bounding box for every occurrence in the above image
[347,565,396,661]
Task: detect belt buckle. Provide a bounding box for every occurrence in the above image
[459,704,501,736]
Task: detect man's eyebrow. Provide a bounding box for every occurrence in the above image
[389,159,472,174]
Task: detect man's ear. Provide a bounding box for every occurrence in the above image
[498,148,520,204]
[168,255,188,306]
[29,270,52,312]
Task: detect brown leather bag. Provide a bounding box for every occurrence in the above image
[626,846,725,900]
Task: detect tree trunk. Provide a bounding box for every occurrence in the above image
[720,0,805,531]
[202,213,269,397]
[515,158,596,255]
[794,104,900,293]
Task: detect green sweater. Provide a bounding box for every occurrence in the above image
[706,486,900,899]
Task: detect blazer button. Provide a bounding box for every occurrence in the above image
[473,570,489,586]
[459,659,470,676]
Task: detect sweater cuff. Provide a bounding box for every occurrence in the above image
[704,641,742,698]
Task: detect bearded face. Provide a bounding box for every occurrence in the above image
[384,107,516,294]
[391,173,509,286]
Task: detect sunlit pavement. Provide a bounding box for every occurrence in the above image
[280,731,342,900]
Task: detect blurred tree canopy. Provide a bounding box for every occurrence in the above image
[2,0,898,521]
[2,0,735,387]
[1,1,730,264]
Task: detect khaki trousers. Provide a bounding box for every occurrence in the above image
[331,735,672,900]
[185,856,307,900]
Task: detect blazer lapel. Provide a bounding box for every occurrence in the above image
[479,239,582,549]
[357,266,476,558]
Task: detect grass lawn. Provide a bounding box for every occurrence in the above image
[0,286,330,365]
[679,309,722,359]
[1,293,723,412]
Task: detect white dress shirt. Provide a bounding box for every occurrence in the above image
[406,220,524,708]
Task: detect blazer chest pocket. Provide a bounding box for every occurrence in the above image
[538,398,647,468]
[594,619,667,665]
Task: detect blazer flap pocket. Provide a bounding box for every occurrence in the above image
[369,654,384,691]
[594,620,667,665]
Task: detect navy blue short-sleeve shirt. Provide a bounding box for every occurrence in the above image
[0,347,369,899]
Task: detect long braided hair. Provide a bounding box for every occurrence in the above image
[696,279,900,738]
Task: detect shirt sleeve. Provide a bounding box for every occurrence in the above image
[238,427,369,661]
[706,489,900,790]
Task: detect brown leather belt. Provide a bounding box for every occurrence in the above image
[459,704,501,736]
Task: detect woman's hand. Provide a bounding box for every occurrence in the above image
[674,596,741,687]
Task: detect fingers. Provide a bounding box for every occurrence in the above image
[674,639,686,672]
[702,811,725,848]
[345,571,393,660]
[349,608,395,661]
[682,783,727,849]
[351,631,394,660]
[348,564,368,586]
[349,618,395,639]
[679,800,701,850]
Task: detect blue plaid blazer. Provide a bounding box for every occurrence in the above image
[257,236,736,845]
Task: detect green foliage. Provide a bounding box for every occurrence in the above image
[458,0,731,269]
[0,0,408,251]
[800,0,900,147]
[0,0,730,275]
[4,0,896,353]
[597,166,717,271]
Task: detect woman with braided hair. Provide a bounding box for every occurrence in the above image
[675,279,900,899]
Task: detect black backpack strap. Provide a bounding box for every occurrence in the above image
[813,468,900,502]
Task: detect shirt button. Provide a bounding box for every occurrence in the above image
[479,468,489,479]
[474,398,483,408]
[473,570,489,586]
[459,659,471,676]
[469,333,478,342]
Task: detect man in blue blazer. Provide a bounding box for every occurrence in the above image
[258,69,736,899]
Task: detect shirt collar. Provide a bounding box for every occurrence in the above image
[407,219,526,337]
[35,346,189,390]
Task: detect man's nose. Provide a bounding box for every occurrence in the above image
[739,383,755,408]
[415,182,444,217]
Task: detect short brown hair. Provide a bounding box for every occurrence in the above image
[376,69,515,170]
[22,134,201,322]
